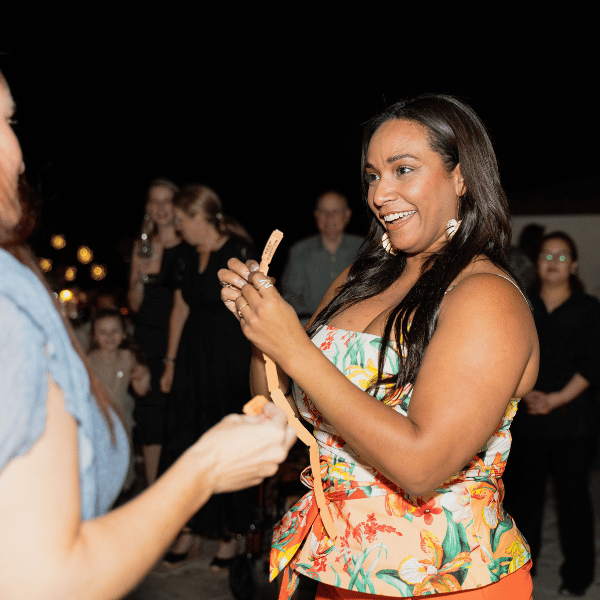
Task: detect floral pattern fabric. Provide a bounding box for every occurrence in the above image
[270,325,530,598]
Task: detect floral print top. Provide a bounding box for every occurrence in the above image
[270,325,530,598]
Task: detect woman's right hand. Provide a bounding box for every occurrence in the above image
[192,401,296,494]
[159,362,175,393]
[218,258,275,322]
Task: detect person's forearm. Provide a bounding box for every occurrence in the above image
[127,278,144,313]
[250,343,270,397]
[127,251,144,313]
[165,291,189,361]
[277,336,426,492]
[249,344,300,420]
[553,372,590,409]
[59,445,212,600]
[1,379,216,600]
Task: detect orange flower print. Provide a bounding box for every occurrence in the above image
[320,328,337,351]
[412,497,443,525]
[385,493,415,518]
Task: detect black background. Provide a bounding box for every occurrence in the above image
[2,27,597,290]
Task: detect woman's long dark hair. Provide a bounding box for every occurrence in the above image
[307,94,515,398]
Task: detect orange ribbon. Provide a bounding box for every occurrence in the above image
[259,230,336,541]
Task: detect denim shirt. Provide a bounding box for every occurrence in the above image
[0,248,128,519]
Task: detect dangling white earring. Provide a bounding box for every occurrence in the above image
[445,219,462,241]
[381,231,398,255]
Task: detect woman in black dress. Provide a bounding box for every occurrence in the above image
[504,231,600,596]
[158,184,257,568]
[127,178,187,486]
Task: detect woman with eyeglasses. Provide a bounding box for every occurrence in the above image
[504,231,600,597]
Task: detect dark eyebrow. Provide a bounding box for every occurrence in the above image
[364,153,420,172]
[387,153,419,163]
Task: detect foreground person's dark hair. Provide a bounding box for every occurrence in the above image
[308,94,516,397]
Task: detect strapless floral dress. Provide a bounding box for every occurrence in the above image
[270,325,530,598]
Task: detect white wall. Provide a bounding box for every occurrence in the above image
[512,214,600,300]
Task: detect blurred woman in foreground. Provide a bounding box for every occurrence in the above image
[0,69,295,600]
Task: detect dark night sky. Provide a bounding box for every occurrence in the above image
[2,31,597,288]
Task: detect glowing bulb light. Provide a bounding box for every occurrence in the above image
[77,245,93,264]
[39,258,52,272]
[50,234,66,250]
[90,264,107,281]
[65,266,77,281]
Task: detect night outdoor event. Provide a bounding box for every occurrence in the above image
[1,28,600,600]
[4,39,598,294]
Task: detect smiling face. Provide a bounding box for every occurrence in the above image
[537,236,578,288]
[0,76,25,232]
[146,184,175,227]
[364,119,465,257]
[93,316,126,353]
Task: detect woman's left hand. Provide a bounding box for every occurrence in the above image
[131,363,151,397]
[218,258,307,364]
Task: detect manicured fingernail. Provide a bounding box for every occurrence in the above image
[249,263,259,271]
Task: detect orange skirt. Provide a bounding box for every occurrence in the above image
[315,561,533,599]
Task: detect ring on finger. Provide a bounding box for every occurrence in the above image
[256,278,273,291]
[237,301,249,318]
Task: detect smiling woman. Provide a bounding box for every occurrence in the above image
[218,93,539,599]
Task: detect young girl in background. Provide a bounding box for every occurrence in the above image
[88,308,151,490]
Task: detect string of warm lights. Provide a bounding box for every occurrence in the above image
[39,234,110,317]
[40,236,107,281]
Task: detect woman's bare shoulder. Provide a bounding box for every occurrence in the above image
[440,258,536,341]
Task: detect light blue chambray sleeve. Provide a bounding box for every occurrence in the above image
[0,293,49,474]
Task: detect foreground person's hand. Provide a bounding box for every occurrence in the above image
[191,401,296,494]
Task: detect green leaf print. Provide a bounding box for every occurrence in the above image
[490,514,513,553]
[487,555,512,582]
[347,543,386,593]
[375,570,413,595]
[441,507,471,561]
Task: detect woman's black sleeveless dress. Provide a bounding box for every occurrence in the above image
[133,242,189,445]
[158,238,258,537]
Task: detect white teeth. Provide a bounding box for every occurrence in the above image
[383,210,415,222]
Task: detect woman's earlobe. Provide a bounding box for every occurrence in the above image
[453,165,466,197]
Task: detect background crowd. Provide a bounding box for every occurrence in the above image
[42,180,365,574]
